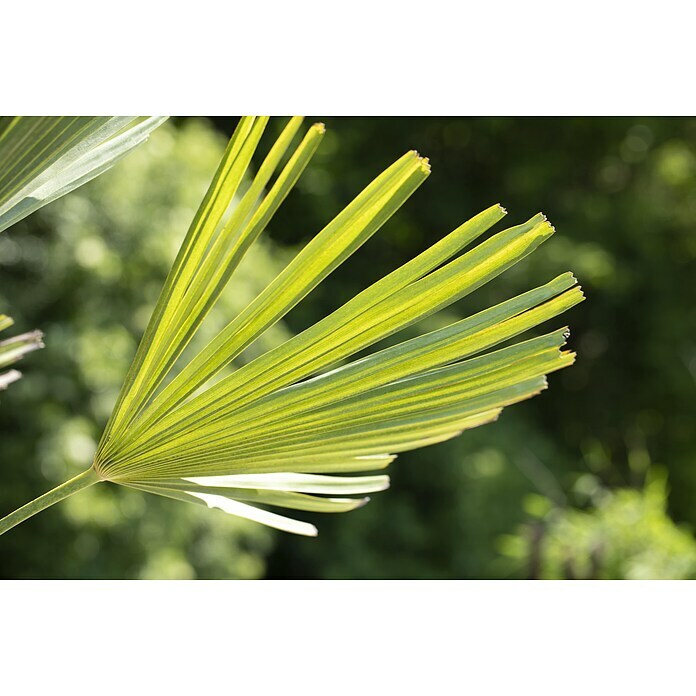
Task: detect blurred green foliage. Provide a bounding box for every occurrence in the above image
[499,467,696,579]
[1,116,695,578]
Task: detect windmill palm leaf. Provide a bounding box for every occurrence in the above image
[0,116,584,538]
[0,116,167,234]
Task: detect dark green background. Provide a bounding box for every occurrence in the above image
[1,117,695,578]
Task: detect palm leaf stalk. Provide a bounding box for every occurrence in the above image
[0,116,584,537]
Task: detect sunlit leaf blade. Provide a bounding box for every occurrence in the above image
[108,275,580,469]
[172,332,574,458]
[0,116,167,234]
[107,147,432,446]
[126,468,389,533]
[130,480,370,513]
[85,117,583,535]
[180,472,391,494]
[101,116,268,441]
[127,483,319,536]
[121,202,508,447]
[190,492,320,536]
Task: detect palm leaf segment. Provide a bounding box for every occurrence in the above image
[0,116,167,234]
[84,116,585,536]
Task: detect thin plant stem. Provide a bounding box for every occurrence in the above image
[0,467,101,535]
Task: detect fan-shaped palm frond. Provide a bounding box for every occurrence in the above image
[0,116,584,538]
[0,313,43,395]
[0,116,167,234]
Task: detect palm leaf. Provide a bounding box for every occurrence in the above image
[0,116,167,234]
[0,116,584,538]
